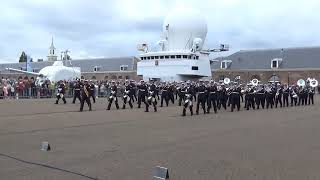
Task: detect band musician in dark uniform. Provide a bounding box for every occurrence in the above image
[72,79,81,104]
[80,80,92,112]
[55,81,67,104]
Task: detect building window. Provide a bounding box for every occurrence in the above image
[151,56,155,59]
[125,76,130,79]
[155,56,159,59]
[220,60,232,69]
[221,61,226,69]
[176,55,181,58]
[170,55,175,59]
[192,66,199,70]
[196,56,199,60]
[188,55,191,59]
[140,57,144,60]
[120,65,128,71]
[183,55,188,59]
[165,56,169,59]
[93,66,101,72]
[160,56,164,59]
[271,58,282,69]
[271,60,278,68]
[53,50,55,54]
[147,57,151,60]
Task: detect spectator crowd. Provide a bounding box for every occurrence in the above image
[0,78,113,99]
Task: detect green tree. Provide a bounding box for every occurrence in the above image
[19,51,27,63]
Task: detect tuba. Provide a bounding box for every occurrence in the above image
[310,78,318,88]
[297,79,306,87]
[251,79,259,86]
[224,78,231,85]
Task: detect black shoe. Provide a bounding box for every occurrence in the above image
[106,108,110,110]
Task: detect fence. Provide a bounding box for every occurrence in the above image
[0,87,112,99]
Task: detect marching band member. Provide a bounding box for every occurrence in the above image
[196,80,207,115]
[290,85,298,106]
[230,85,241,112]
[160,82,169,107]
[72,79,81,104]
[137,80,149,110]
[106,80,119,110]
[206,80,217,114]
[308,86,315,105]
[89,80,96,103]
[275,85,283,108]
[182,82,194,116]
[80,80,92,112]
[146,80,157,112]
[122,80,133,109]
[282,84,290,107]
[55,81,67,104]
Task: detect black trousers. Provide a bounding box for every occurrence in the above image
[160,91,169,107]
[266,95,274,109]
[80,96,91,111]
[72,92,81,103]
[291,97,298,106]
[196,93,206,114]
[308,94,314,105]
[107,97,119,110]
[283,94,289,107]
[246,95,255,110]
[275,95,282,108]
[256,94,265,109]
[56,94,66,104]
[207,93,217,113]
[122,96,133,109]
[178,93,185,106]
[230,94,240,112]
[182,100,193,116]
[146,97,157,112]
[90,92,96,103]
[138,93,148,109]
[217,96,227,110]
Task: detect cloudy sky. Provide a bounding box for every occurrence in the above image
[0,0,319,63]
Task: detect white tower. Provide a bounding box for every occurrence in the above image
[47,37,58,61]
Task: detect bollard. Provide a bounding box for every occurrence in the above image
[153,166,169,180]
[41,141,51,151]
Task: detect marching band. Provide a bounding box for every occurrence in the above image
[55,78,319,114]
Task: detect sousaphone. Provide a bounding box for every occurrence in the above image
[224,78,231,85]
[297,79,306,87]
[251,78,259,86]
[310,78,319,88]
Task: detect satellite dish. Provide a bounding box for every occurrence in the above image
[224,78,230,85]
[297,79,306,87]
[310,79,318,87]
[137,43,148,52]
[251,79,259,86]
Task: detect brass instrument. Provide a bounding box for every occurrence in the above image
[84,85,89,97]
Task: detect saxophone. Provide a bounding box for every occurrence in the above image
[84,85,89,97]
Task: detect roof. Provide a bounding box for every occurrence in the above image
[0,57,137,73]
[211,46,320,70]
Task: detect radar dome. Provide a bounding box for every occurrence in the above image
[163,7,208,51]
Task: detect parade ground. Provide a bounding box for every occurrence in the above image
[1,96,320,180]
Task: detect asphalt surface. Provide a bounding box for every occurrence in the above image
[0,96,320,180]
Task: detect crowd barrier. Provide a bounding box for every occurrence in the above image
[0,87,111,99]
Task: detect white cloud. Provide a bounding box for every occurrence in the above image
[1,0,320,63]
